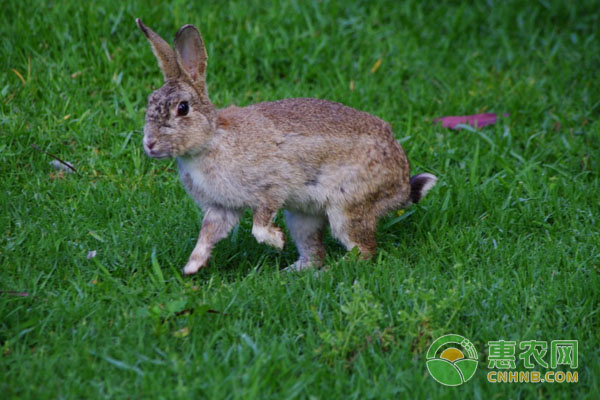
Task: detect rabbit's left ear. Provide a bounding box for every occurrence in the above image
[174,24,209,98]
[136,19,180,81]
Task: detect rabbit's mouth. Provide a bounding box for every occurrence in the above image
[145,149,171,159]
[143,137,172,159]
[144,144,171,159]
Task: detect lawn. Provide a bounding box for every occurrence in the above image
[1,0,599,398]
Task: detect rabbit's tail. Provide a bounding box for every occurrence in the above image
[409,173,438,204]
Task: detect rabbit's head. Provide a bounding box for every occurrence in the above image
[137,19,216,158]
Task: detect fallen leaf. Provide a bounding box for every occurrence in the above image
[87,250,97,259]
[0,290,29,297]
[11,69,26,85]
[173,327,190,338]
[433,113,508,130]
[370,58,382,74]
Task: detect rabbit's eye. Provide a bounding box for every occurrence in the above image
[177,101,189,116]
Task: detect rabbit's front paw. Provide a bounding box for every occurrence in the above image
[183,250,209,275]
[252,225,285,250]
[183,259,206,275]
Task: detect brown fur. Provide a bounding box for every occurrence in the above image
[136,19,437,274]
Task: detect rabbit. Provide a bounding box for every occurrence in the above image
[136,19,437,275]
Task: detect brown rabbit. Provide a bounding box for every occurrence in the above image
[136,19,437,274]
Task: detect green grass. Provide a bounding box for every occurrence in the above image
[1,0,599,398]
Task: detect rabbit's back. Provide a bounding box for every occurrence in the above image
[178,98,411,215]
[250,98,390,139]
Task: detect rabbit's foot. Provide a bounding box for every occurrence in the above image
[327,206,376,258]
[183,253,208,275]
[252,224,285,250]
[283,257,323,272]
[182,243,211,275]
[284,210,326,270]
[182,207,241,275]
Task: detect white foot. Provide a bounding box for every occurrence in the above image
[252,225,285,250]
[182,247,209,275]
[183,258,207,275]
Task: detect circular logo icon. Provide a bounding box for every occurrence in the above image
[426,334,478,386]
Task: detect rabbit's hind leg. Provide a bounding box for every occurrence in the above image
[252,207,286,250]
[183,207,240,275]
[327,205,377,259]
[283,211,326,271]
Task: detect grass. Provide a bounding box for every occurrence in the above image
[1,0,599,398]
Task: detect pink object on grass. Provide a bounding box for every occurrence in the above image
[434,113,508,130]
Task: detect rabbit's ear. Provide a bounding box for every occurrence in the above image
[174,24,209,97]
[136,19,180,81]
